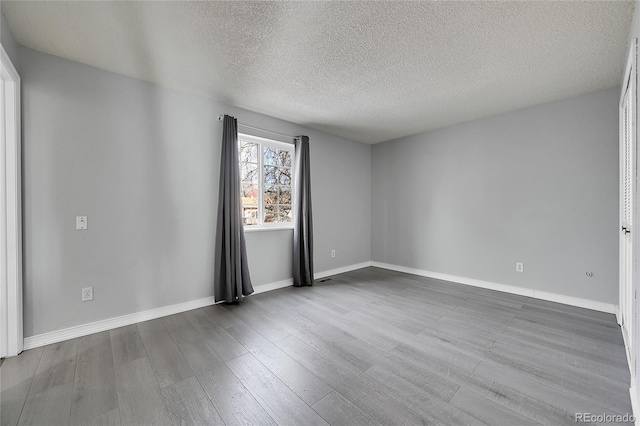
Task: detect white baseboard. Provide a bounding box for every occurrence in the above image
[252,278,293,294]
[315,261,372,280]
[370,261,617,314]
[22,262,372,351]
[23,295,217,350]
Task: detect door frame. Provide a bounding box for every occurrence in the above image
[0,44,23,358]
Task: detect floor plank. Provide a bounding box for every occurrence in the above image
[161,376,224,426]
[294,320,386,372]
[312,391,382,426]
[223,303,291,342]
[70,331,118,425]
[200,304,244,329]
[373,351,460,402]
[77,409,121,426]
[485,340,631,414]
[227,322,333,405]
[110,325,146,367]
[161,313,206,346]
[274,334,362,389]
[114,357,171,426]
[362,365,486,425]
[177,339,277,426]
[28,339,78,396]
[495,328,629,383]
[330,371,435,426]
[390,329,576,425]
[18,382,73,426]
[473,360,624,420]
[226,353,329,426]
[449,388,539,426]
[0,347,44,426]
[183,308,248,361]
[136,319,194,388]
[301,303,399,352]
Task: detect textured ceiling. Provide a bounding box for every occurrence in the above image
[1,1,634,144]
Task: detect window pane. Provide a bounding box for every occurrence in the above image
[243,207,258,226]
[239,142,258,163]
[264,204,276,223]
[264,147,293,167]
[279,150,292,167]
[264,147,278,166]
[241,163,258,183]
[264,186,277,205]
[264,166,277,185]
[241,184,258,206]
[277,167,291,185]
[279,186,291,205]
[277,205,292,222]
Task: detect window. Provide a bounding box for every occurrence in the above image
[238,134,294,227]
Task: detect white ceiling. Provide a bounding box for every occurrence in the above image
[1,1,634,144]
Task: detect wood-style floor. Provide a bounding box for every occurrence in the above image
[0,267,632,425]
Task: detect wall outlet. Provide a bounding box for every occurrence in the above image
[81,287,93,302]
[331,249,336,258]
[516,262,524,272]
[76,216,88,230]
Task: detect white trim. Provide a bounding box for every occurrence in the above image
[239,133,292,149]
[620,37,639,387]
[622,39,638,107]
[252,278,293,294]
[617,306,623,326]
[244,225,293,233]
[0,45,22,357]
[625,326,636,378]
[315,261,372,280]
[23,296,217,350]
[21,262,371,351]
[631,385,639,426]
[371,262,617,314]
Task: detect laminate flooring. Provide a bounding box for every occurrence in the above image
[0,267,633,425]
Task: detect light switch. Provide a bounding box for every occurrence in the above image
[76,216,87,230]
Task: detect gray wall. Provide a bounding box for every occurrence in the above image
[1,13,19,68]
[372,87,619,304]
[19,46,371,337]
[627,1,640,56]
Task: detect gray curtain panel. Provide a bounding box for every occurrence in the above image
[214,115,254,302]
[293,135,314,286]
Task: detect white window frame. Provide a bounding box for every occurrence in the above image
[0,45,23,358]
[238,133,294,231]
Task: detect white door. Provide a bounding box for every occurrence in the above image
[0,45,22,358]
[0,72,6,358]
[621,39,638,382]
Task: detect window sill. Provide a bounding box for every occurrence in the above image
[244,226,294,233]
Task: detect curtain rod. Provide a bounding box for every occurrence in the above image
[217,114,297,140]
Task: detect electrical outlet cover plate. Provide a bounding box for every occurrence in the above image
[82,287,93,301]
[516,262,524,272]
[76,216,88,230]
